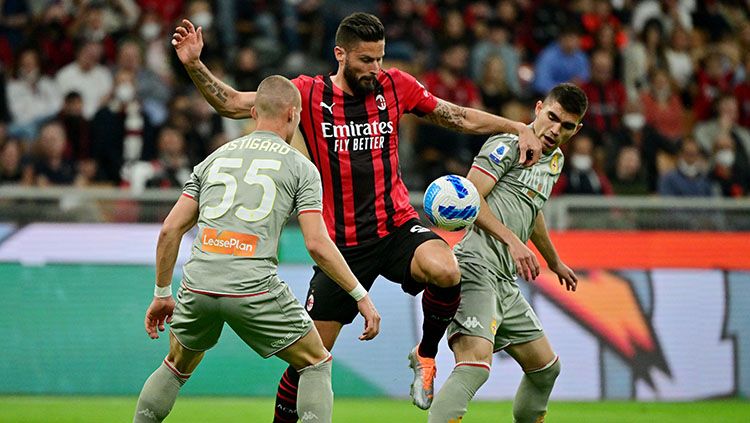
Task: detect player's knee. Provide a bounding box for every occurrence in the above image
[427,260,461,288]
[527,356,560,389]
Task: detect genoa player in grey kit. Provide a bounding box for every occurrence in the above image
[133,76,380,423]
[172,13,544,418]
[429,84,588,423]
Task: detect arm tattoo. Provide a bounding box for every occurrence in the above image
[423,100,468,132]
[187,67,228,104]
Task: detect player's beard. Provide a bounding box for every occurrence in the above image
[344,63,377,97]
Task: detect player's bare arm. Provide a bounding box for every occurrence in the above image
[298,212,381,340]
[423,98,543,166]
[172,19,255,119]
[529,211,577,292]
[466,167,540,281]
[145,195,199,339]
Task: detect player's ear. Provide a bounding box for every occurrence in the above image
[250,106,258,120]
[333,46,346,63]
[534,100,543,118]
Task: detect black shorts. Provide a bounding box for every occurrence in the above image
[303,218,444,324]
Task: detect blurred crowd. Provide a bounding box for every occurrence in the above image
[0,0,749,198]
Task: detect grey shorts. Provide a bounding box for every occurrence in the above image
[448,261,545,351]
[170,279,313,358]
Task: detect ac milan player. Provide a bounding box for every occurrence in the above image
[172,12,543,420]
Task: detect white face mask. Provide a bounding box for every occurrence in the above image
[623,113,646,131]
[116,83,135,102]
[571,153,593,171]
[678,159,702,178]
[715,149,735,167]
[191,12,213,30]
[140,22,161,41]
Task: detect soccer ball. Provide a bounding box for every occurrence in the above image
[423,175,480,231]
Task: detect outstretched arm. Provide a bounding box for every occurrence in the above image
[422,98,543,165]
[145,195,199,339]
[466,167,540,281]
[298,212,381,340]
[172,19,256,118]
[529,211,577,292]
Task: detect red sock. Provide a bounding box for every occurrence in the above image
[273,366,299,423]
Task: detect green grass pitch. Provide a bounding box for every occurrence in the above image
[1,396,749,422]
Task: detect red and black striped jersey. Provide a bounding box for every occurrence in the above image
[292,68,438,247]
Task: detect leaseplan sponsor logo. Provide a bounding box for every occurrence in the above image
[532,269,671,387]
[201,228,258,257]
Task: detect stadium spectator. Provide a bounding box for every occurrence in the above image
[658,136,715,197]
[477,55,516,117]
[664,25,694,93]
[31,120,87,186]
[520,0,572,56]
[55,39,113,119]
[470,19,520,96]
[0,138,32,184]
[232,45,263,92]
[429,83,587,423]
[57,91,92,164]
[578,0,627,52]
[622,18,667,102]
[640,67,688,142]
[91,69,156,186]
[694,95,750,180]
[138,9,173,85]
[31,1,76,74]
[381,0,433,68]
[145,126,191,189]
[553,132,613,196]
[710,132,749,197]
[0,0,30,55]
[172,12,544,421]
[116,39,172,126]
[733,51,750,129]
[133,74,379,423]
[7,48,63,140]
[693,51,734,123]
[531,25,590,96]
[609,145,650,196]
[630,0,693,35]
[580,49,626,136]
[418,42,483,187]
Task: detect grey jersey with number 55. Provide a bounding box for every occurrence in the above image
[181,130,322,295]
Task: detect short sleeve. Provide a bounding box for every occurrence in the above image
[471,134,520,182]
[389,68,438,116]
[182,164,203,201]
[295,159,323,215]
[292,75,313,102]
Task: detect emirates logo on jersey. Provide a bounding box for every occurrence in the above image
[376,94,387,110]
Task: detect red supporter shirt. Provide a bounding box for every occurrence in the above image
[292,68,438,247]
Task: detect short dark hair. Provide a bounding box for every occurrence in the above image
[545,83,588,119]
[335,13,385,50]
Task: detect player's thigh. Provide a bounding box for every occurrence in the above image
[166,331,206,374]
[449,334,495,364]
[494,282,548,364]
[505,335,556,372]
[305,255,379,325]
[223,280,313,359]
[275,326,330,370]
[447,262,499,348]
[379,219,449,292]
[314,320,344,351]
[169,286,224,352]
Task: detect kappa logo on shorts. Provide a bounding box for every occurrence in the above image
[201,228,258,257]
[463,316,484,329]
[301,411,319,421]
[410,225,431,233]
[306,294,315,311]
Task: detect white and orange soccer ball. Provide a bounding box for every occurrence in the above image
[423,175,480,231]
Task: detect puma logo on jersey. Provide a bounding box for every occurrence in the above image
[463,316,484,329]
[320,101,335,113]
[410,225,431,233]
[300,411,319,421]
